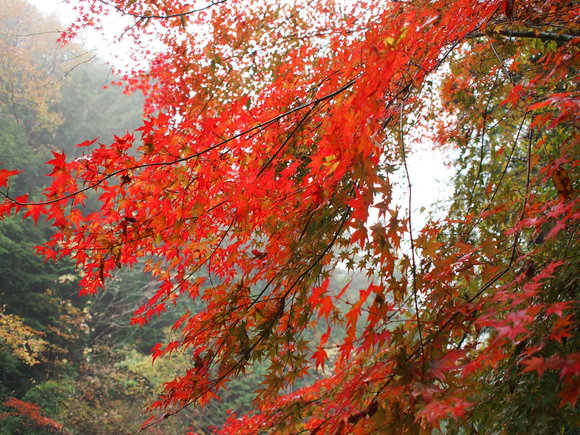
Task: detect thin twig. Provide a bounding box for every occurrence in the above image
[468,29,578,43]
[399,100,425,363]
[64,54,98,78]
[257,102,319,177]
[97,0,229,20]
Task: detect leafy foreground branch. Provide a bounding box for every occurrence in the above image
[1,0,578,433]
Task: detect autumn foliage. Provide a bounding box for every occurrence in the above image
[0,0,578,432]
[1,397,65,433]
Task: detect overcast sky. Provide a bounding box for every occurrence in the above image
[27,0,138,66]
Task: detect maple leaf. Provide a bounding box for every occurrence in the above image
[0,168,21,188]
[558,378,580,408]
[23,204,46,225]
[549,315,575,343]
[312,347,327,369]
[75,137,99,148]
[417,397,472,428]
[545,220,567,240]
[521,357,548,377]
[558,353,580,380]
[428,350,465,381]
[46,151,68,174]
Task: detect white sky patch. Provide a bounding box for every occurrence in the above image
[402,147,454,228]
[26,0,75,22]
[26,0,156,69]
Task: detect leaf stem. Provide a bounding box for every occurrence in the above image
[399,100,425,364]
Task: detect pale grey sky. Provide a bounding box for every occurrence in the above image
[27,0,140,67]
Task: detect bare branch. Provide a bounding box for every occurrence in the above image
[96,0,229,20]
[469,29,578,43]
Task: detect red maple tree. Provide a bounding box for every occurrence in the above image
[1,398,65,433]
[1,0,578,432]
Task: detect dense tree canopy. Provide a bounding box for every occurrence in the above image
[1,0,578,433]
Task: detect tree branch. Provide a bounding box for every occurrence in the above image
[97,0,229,20]
[399,100,425,363]
[469,29,577,43]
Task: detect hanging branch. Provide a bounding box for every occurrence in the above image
[399,100,425,363]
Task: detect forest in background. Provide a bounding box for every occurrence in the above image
[0,1,268,432]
